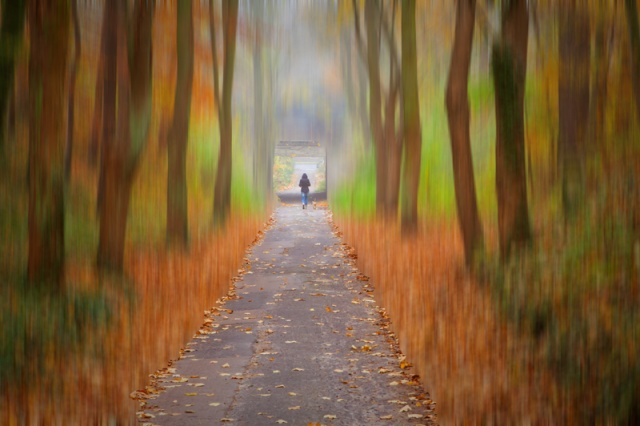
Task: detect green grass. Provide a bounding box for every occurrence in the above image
[332,76,497,222]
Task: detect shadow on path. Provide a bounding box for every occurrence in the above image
[136,207,436,425]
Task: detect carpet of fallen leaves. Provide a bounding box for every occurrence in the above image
[331,214,566,424]
[2,217,265,424]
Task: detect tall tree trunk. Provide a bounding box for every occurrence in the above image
[446,0,484,267]
[491,0,531,258]
[88,10,108,167]
[356,58,372,152]
[0,0,26,160]
[213,0,239,227]
[27,0,69,288]
[625,0,640,121]
[64,0,81,180]
[252,0,268,201]
[364,0,386,215]
[589,1,616,149]
[96,2,118,216]
[558,0,590,221]
[167,1,194,248]
[381,0,403,218]
[400,0,422,234]
[97,0,153,272]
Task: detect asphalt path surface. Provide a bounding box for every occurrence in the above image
[136,206,436,425]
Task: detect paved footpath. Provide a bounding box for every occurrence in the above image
[136,206,436,425]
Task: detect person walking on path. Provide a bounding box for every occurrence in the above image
[299,173,311,209]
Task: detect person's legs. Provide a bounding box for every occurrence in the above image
[301,192,307,208]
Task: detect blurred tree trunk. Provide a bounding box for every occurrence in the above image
[625,0,640,121]
[491,0,531,258]
[252,0,269,201]
[364,0,387,215]
[589,1,615,148]
[446,0,484,267]
[0,0,26,160]
[356,56,371,152]
[400,0,421,234]
[96,3,117,216]
[212,0,239,227]
[27,0,69,287]
[558,0,590,221]
[382,2,403,219]
[88,10,108,167]
[64,0,81,180]
[167,1,194,248]
[97,0,153,272]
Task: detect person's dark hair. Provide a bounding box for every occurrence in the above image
[302,173,308,179]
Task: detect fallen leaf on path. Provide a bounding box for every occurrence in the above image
[185,393,198,396]
[324,414,337,419]
[380,415,393,420]
[221,418,234,422]
[276,420,288,424]
[222,363,230,368]
[275,384,285,388]
[399,405,411,412]
[209,402,221,406]
[288,406,300,410]
[288,392,297,396]
[407,414,423,419]
[292,368,304,371]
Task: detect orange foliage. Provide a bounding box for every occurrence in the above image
[332,215,566,423]
[2,217,264,424]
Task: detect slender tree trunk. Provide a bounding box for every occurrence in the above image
[27,0,69,288]
[64,0,81,180]
[167,1,194,248]
[213,0,239,227]
[400,0,422,234]
[384,79,402,218]
[97,0,153,272]
[0,0,26,160]
[364,0,386,215]
[589,2,615,149]
[252,0,268,200]
[356,58,372,152]
[558,0,590,221]
[491,0,531,258]
[88,11,108,167]
[96,2,117,215]
[625,0,640,121]
[446,0,484,267]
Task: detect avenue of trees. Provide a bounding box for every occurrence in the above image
[1,0,639,422]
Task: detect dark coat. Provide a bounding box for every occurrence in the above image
[299,177,311,194]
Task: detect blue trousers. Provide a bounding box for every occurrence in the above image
[301,192,308,205]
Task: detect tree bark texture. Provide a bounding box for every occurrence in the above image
[558,0,590,221]
[491,0,531,258]
[625,0,640,121]
[64,0,81,180]
[27,0,69,288]
[400,0,422,234]
[167,1,194,248]
[97,0,153,272]
[446,0,484,267]
[0,0,26,158]
[213,0,239,227]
